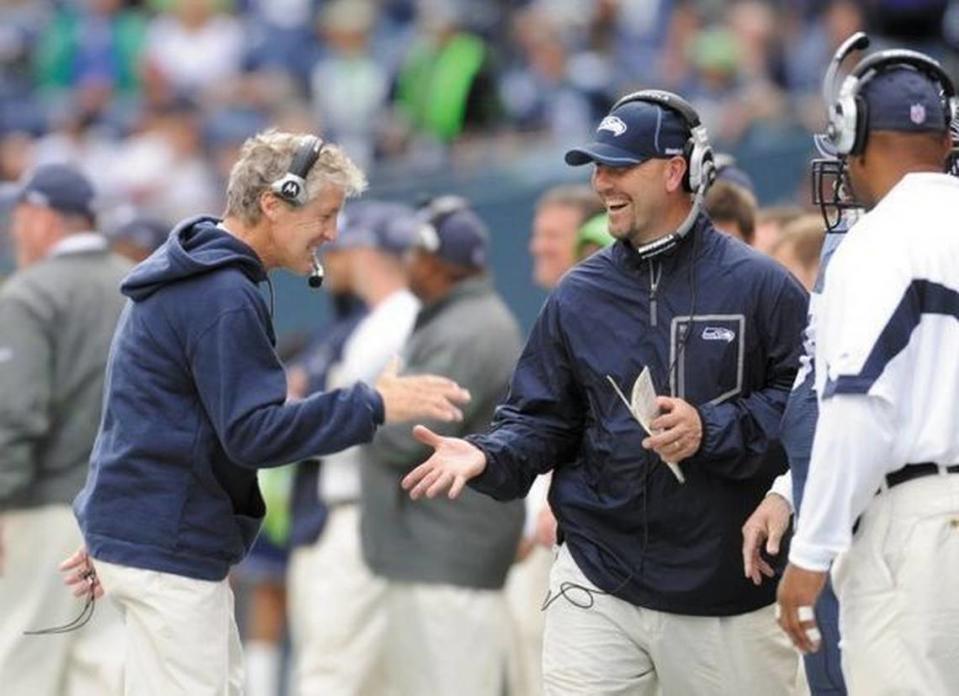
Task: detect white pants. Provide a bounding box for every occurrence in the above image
[504,545,552,696]
[542,545,804,696]
[832,473,959,696]
[94,559,244,696]
[0,505,123,696]
[286,504,388,696]
[385,581,511,696]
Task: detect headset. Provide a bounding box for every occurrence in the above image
[270,135,327,288]
[609,90,716,260]
[814,32,959,229]
[823,34,958,157]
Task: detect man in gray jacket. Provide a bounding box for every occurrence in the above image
[361,196,524,696]
[0,164,130,695]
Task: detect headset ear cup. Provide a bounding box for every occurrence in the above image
[852,94,869,155]
[682,139,695,192]
[701,149,716,188]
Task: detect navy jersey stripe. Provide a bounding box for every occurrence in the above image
[823,279,959,398]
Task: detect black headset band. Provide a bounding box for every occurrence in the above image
[288,135,324,179]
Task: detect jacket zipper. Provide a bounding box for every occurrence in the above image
[649,259,662,327]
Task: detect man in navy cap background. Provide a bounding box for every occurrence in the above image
[0,164,130,695]
[363,195,524,696]
[399,94,809,694]
[776,45,959,694]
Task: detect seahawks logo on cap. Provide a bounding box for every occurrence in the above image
[598,116,627,137]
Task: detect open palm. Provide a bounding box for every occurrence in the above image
[401,425,487,500]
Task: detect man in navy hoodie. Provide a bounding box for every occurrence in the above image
[401,95,808,694]
[61,131,470,696]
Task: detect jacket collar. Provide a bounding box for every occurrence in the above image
[610,213,712,273]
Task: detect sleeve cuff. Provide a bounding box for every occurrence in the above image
[769,472,794,513]
[464,436,497,491]
[788,540,837,572]
[686,403,711,463]
[360,383,385,425]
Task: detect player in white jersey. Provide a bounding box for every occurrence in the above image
[776,33,959,695]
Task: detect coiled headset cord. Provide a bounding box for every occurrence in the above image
[24,571,97,635]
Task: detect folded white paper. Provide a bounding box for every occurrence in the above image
[607,368,686,484]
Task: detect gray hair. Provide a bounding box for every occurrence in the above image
[224,130,367,225]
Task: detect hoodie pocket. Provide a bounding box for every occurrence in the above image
[179,441,266,560]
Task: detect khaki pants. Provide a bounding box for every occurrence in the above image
[0,505,123,696]
[832,473,959,696]
[94,559,244,696]
[385,581,511,696]
[542,545,805,696]
[286,504,388,696]
[504,545,552,696]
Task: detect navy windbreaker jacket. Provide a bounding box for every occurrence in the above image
[74,217,384,581]
[467,217,808,615]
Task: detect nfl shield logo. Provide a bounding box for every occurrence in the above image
[910,103,927,125]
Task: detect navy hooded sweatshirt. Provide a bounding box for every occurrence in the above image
[74,217,384,581]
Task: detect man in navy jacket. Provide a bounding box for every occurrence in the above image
[402,96,808,694]
[62,131,469,696]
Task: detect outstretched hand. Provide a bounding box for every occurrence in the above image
[376,357,471,424]
[401,425,487,500]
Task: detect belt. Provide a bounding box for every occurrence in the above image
[884,462,959,490]
[852,462,959,534]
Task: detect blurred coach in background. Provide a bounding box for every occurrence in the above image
[0,164,130,695]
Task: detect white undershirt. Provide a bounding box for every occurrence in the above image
[319,289,420,503]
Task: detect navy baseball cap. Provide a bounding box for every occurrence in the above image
[16,164,96,219]
[109,215,170,253]
[565,100,689,167]
[863,66,948,132]
[414,199,489,270]
[330,200,417,256]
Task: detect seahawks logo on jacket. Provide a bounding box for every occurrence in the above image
[702,326,736,343]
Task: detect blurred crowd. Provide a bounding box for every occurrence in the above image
[0,0,957,242]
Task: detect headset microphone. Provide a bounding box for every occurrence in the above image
[308,254,324,289]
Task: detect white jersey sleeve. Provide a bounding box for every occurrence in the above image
[791,173,959,571]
